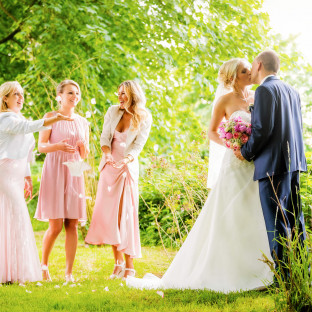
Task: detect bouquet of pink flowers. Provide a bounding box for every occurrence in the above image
[218,117,252,150]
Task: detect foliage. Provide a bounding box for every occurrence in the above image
[301,152,312,228]
[263,233,312,312]
[0,232,276,312]
[0,0,271,154]
[139,131,209,248]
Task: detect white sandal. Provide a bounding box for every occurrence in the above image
[109,261,125,279]
[122,268,136,281]
[41,264,52,282]
[65,274,75,283]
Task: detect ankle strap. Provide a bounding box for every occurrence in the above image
[114,261,125,268]
[41,265,49,271]
[125,268,135,273]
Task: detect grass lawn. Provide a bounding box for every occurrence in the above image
[0,232,275,312]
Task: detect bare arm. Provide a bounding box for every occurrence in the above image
[208,98,226,146]
[43,113,73,127]
[38,112,76,154]
[77,125,90,159]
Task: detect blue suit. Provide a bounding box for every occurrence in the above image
[241,76,307,268]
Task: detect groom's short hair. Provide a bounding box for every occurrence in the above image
[256,50,280,74]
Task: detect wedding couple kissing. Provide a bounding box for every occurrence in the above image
[126,50,307,292]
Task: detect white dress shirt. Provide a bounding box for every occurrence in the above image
[260,74,276,85]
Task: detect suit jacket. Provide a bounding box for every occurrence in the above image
[241,76,307,180]
[98,105,152,181]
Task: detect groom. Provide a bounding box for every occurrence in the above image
[234,50,307,273]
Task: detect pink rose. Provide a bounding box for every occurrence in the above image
[225,132,233,140]
[234,124,241,132]
[219,132,226,139]
[246,127,252,135]
[239,125,247,133]
[233,132,241,139]
[241,134,249,144]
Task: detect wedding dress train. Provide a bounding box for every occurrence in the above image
[127,111,273,292]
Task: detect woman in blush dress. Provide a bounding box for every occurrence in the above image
[0,81,72,284]
[85,80,152,280]
[126,59,273,292]
[35,80,89,282]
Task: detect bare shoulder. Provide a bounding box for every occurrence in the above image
[43,111,56,118]
[214,92,234,109]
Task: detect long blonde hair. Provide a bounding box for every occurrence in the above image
[218,58,249,89]
[118,80,147,130]
[0,81,22,112]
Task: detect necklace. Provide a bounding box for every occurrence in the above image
[234,91,250,112]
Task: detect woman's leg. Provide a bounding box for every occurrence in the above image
[41,219,63,279]
[64,219,78,276]
[124,254,135,278]
[111,189,125,274]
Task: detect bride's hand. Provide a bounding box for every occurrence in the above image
[234,149,244,160]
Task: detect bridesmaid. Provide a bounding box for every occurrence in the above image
[35,80,89,282]
[0,81,72,284]
[85,80,152,279]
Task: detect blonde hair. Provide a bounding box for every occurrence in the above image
[56,79,81,101]
[218,58,249,89]
[0,81,23,112]
[118,80,147,130]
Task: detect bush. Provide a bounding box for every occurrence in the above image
[138,132,209,248]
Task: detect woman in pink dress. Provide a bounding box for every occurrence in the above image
[35,80,89,282]
[85,80,152,279]
[0,81,72,284]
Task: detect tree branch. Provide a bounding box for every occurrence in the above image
[0,0,18,22]
[0,25,22,44]
[0,0,41,45]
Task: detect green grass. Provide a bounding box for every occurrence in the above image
[0,232,275,312]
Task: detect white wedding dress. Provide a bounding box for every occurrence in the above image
[127,111,273,292]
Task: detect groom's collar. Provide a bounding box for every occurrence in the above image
[260,74,277,85]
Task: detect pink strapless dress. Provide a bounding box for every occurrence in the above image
[0,158,42,283]
[85,130,141,258]
[35,114,88,221]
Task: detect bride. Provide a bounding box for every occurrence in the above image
[127,58,273,292]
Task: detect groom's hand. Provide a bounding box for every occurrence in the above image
[234,149,244,161]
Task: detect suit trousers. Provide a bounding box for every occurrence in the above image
[258,171,306,268]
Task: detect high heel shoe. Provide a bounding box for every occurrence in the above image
[109,261,125,279]
[65,274,75,283]
[122,268,136,281]
[41,264,52,282]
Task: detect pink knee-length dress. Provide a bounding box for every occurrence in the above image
[35,113,89,221]
[85,130,141,258]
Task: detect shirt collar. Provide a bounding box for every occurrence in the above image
[260,74,276,85]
